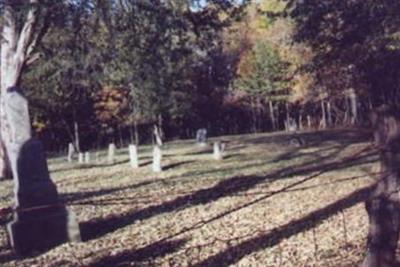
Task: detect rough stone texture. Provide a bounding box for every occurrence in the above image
[108,143,115,165]
[152,145,162,172]
[5,88,80,256]
[129,144,139,169]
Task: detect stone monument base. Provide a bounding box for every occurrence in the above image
[7,206,81,256]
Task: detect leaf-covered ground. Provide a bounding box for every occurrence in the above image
[0,128,379,266]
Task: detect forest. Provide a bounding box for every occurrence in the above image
[6,0,395,152]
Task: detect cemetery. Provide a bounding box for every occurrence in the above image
[1,0,400,267]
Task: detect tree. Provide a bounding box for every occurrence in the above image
[0,0,54,178]
[288,1,400,265]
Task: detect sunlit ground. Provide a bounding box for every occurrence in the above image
[0,128,378,266]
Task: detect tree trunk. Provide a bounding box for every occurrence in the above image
[73,120,80,153]
[0,1,40,179]
[327,100,333,127]
[269,100,276,131]
[285,101,290,131]
[134,119,139,145]
[320,100,327,129]
[349,88,358,125]
[362,107,400,267]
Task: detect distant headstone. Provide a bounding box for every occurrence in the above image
[287,118,298,132]
[108,143,115,164]
[152,145,162,172]
[213,141,226,160]
[84,152,90,164]
[78,153,84,164]
[129,144,139,169]
[4,87,80,256]
[196,128,207,146]
[67,143,74,162]
[307,115,312,129]
[289,137,305,147]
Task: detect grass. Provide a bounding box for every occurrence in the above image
[0,128,379,266]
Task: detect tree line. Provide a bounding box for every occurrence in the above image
[2,0,400,153]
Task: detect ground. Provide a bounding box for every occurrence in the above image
[0,128,379,266]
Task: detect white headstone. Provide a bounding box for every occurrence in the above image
[108,143,115,164]
[152,145,162,172]
[213,141,223,160]
[67,143,74,162]
[129,144,139,168]
[84,152,90,164]
[213,141,226,160]
[78,153,84,164]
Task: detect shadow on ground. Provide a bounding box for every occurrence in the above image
[80,141,376,241]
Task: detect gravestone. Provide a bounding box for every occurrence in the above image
[287,117,298,132]
[307,115,312,129]
[67,143,74,162]
[108,143,115,164]
[196,128,207,146]
[213,141,226,160]
[78,152,84,164]
[152,145,162,172]
[129,144,139,169]
[5,87,80,256]
[84,152,90,164]
[95,152,100,163]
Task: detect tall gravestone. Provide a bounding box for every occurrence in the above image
[152,145,162,172]
[5,87,80,256]
[108,143,115,165]
[84,152,90,164]
[196,128,207,146]
[213,141,226,161]
[129,144,139,169]
[78,152,84,164]
[67,143,74,162]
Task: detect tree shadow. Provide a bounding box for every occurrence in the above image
[163,161,195,171]
[192,185,374,267]
[0,250,17,264]
[243,129,371,147]
[80,146,376,241]
[50,159,130,173]
[61,180,163,203]
[86,238,187,267]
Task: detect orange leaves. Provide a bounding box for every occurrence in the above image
[93,86,131,128]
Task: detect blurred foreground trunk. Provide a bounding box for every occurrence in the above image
[362,106,400,267]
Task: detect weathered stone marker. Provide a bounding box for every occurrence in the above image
[129,144,139,169]
[213,141,226,160]
[196,128,207,146]
[78,152,84,164]
[152,145,162,172]
[5,87,80,256]
[67,143,74,162]
[84,152,90,164]
[108,143,115,164]
[307,115,312,129]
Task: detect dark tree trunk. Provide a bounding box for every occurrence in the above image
[73,120,80,153]
[362,106,400,267]
[269,100,276,131]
